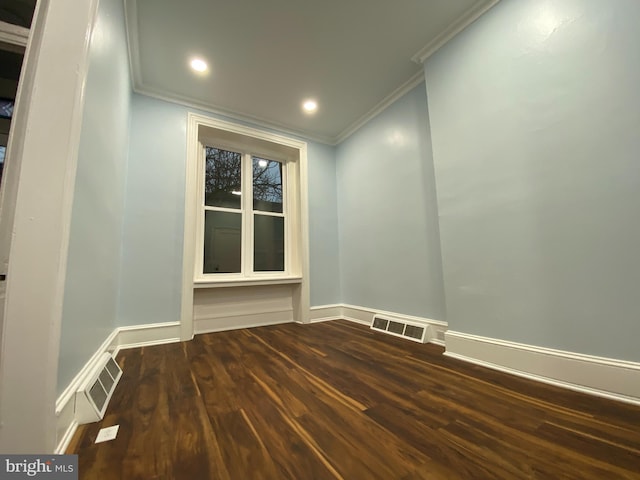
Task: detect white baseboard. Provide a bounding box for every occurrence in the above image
[55,321,181,453]
[341,304,447,344]
[113,321,181,355]
[54,410,77,454]
[445,331,640,406]
[54,327,120,453]
[194,311,293,334]
[341,304,378,325]
[309,304,343,323]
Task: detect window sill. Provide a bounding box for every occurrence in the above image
[193,276,302,289]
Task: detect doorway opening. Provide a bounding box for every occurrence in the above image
[0,0,35,189]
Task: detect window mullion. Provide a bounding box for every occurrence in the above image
[204,205,242,214]
[242,153,253,276]
[251,210,284,218]
[196,143,206,278]
[283,161,289,274]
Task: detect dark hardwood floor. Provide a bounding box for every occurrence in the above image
[68,320,640,479]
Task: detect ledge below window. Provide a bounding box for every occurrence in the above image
[193,276,303,289]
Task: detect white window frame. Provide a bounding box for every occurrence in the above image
[196,145,290,279]
[180,113,310,340]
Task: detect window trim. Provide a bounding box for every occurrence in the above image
[181,113,310,340]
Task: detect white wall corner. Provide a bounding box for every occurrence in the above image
[444,331,640,406]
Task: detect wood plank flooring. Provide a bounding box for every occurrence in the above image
[68,320,640,479]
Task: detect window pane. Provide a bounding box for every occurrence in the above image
[253,157,283,213]
[204,211,242,273]
[205,147,242,209]
[254,215,284,271]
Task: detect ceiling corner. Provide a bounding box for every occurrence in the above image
[334,70,425,145]
[411,0,501,65]
[123,0,143,89]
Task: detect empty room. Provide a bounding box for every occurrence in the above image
[0,0,639,478]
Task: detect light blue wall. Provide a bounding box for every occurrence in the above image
[307,142,341,305]
[425,0,640,360]
[58,0,131,394]
[336,84,445,319]
[117,95,186,326]
[118,94,341,326]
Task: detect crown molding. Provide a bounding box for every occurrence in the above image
[411,0,501,64]
[132,71,426,147]
[132,83,335,145]
[335,70,425,144]
[123,0,421,146]
[125,0,332,144]
[123,0,497,145]
[124,0,143,88]
[132,74,427,146]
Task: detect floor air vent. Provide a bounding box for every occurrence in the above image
[371,315,428,343]
[76,353,123,424]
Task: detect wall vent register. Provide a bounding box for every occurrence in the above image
[75,353,123,424]
[371,315,428,343]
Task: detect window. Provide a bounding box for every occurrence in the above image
[202,147,243,274]
[190,117,306,284]
[0,98,14,119]
[182,114,310,338]
[201,146,286,276]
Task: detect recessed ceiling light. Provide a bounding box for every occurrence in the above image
[302,99,318,114]
[190,58,208,73]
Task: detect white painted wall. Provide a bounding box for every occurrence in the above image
[58,0,132,395]
[119,93,341,326]
[425,0,640,361]
[336,84,445,320]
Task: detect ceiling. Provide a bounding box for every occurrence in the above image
[126,0,497,144]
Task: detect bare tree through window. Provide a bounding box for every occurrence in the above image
[205,147,241,209]
[252,157,282,213]
[204,148,283,212]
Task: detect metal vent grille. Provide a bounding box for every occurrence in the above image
[76,353,123,424]
[372,317,388,330]
[370,315,428,343]
[387,321,405,335]
[89,380,108,412]
[404,324,425,340]
[105,357,120,379]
